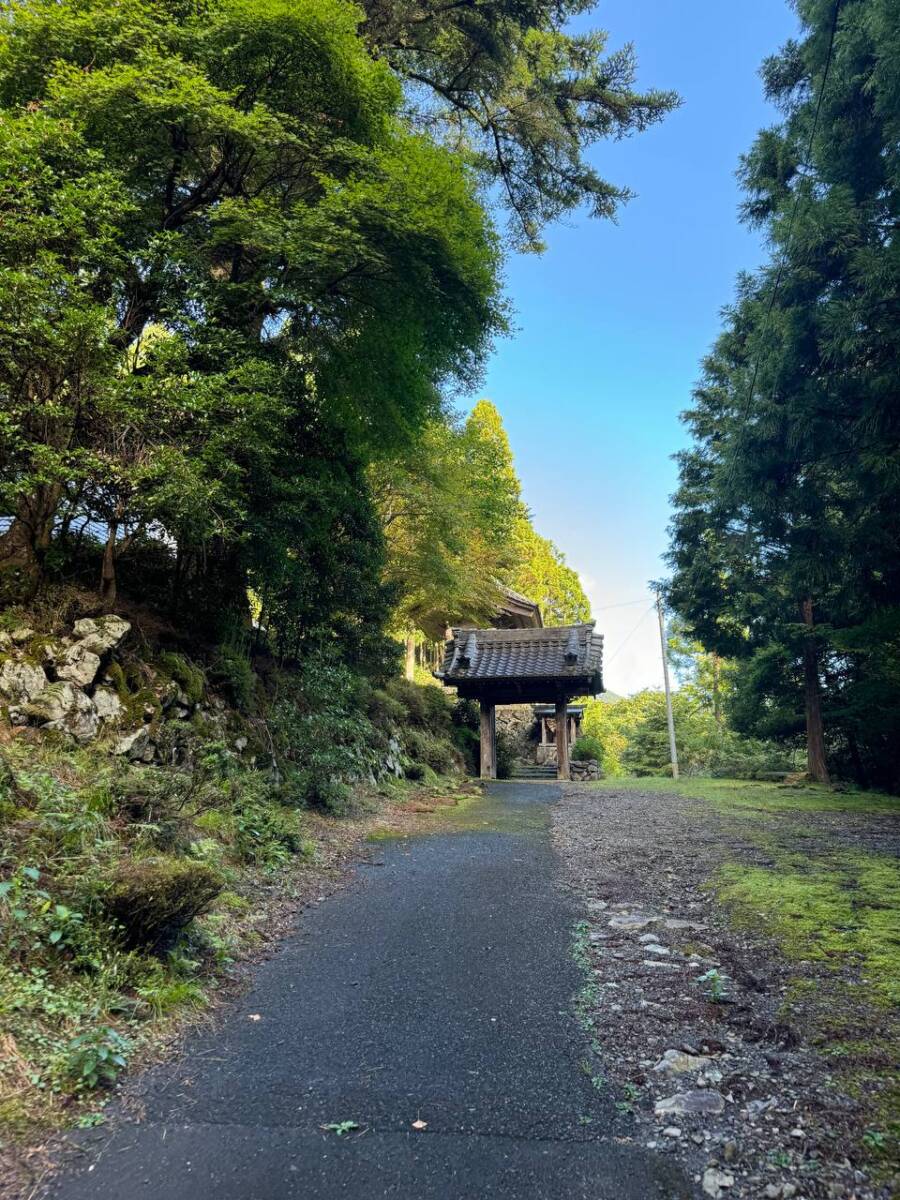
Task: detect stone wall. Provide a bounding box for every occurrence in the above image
[495,704,537,761]
[570,758,602,782]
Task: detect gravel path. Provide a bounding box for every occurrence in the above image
[553,784,899,1200]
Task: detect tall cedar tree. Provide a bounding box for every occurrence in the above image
[361,0,679,250]
[666,0,900,789]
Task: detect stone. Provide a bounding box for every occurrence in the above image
[653,1049,714,1075]
[609,913,657,932]
[57,642,102,688]
[113,727,151,759]
[48,691,99,742]
[0,658,48,704]
[10,626,35,645]
[234,736,248,752]
[655,1090,726,1117]
[745,1097,778,1118]
[662,1127,682,1138]
[723,1140,738,1162]
[702,1168,734,1197]
[30,683,99,741]
[664,918,707,931]
[71,615,131,656]
[26,681,79,724]
[93,687,123,723]
[644,943,671,956]
[639,932,660,944]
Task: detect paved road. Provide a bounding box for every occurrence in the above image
[45,783,692,1200]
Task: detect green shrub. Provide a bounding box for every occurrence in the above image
[495,730,515,779]
[451,725,480,774]
[103,858,223,951]
[0,866,89,959]
[385,677,451,734]
[572,735,603,762]
[403,728,458,774]
[365,687,406,727]
[232,799,312,867]
[64,1025,130,1091]
[451,697,479,731]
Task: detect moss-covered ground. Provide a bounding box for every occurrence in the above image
[593,775,900,1176]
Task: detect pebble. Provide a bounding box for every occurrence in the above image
[653,1049,713,1075]
[609,913,657,931]
[655,1090,726,1117]
[639,932,660,944]
[644,943,671,956]
[662,1126,682,1138]
[702,1167,735,1197]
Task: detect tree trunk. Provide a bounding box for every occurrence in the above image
[712,654,722,724]
[801,598,830,784]
[404,634,416,681]
[100,524,118,611]
[0,485,63,601]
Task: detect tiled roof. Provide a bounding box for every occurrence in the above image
[438,623,603,686]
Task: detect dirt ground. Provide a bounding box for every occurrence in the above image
[552,780,900,1200]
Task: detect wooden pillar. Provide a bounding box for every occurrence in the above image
[555,700,570,781]
[540,717,547,745]
[480,700,496,780]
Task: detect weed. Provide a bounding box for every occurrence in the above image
[64,1027,129,1091]
[322,1120,360,1136]
[696,967,727,1002]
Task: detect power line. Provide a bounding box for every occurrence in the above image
[595,596,651,611]
[604,604,656,667]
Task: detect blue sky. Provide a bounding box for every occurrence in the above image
[471,0,800,695]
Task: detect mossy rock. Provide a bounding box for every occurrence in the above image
[157,652,206,705]
[104,858,223,951]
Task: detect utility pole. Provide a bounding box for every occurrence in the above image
[656,593,679,780]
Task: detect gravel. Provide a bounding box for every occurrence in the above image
[553,784,898,1200]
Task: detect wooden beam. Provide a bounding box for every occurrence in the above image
[555,700,570,781]
[480,700,496,780]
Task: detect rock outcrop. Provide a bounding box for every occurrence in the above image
[0,615,132,744]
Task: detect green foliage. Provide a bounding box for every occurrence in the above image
[374,401,523,639]
[269,650,380,811]
[0,867,86,958]
[581,690,790,779]
[403,729,459,775]
[510,517,591,626]
[64,1026,129,1091]
[666,0,900,791]
[571,736,603,763]
[372,0,677,250]
[695,968,727,1003]
[384,677,452,735]
[494,729,515,780]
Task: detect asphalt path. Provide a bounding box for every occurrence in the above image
[44,782,692,1200]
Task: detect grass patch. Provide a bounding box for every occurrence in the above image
[714,853,900,1006]
[592,774,899,816]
